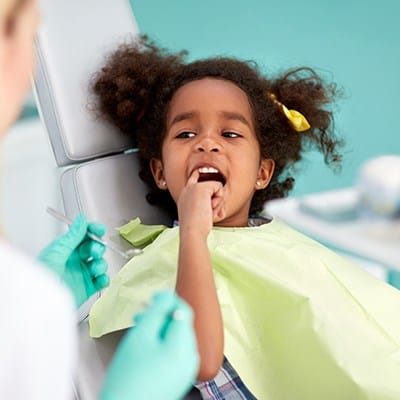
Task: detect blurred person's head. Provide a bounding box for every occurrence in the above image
[0,0,39,134]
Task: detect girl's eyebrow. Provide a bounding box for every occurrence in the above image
[169,110,251,129]
[219,111,251,128]
[169,111,196,128]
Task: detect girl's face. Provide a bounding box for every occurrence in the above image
[151,78,274,227]
[0,0,39,135]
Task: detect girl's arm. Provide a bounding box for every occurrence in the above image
[176,228,224,381]
[175,172,225,381]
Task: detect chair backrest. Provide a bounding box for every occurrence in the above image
[34,0,170,276]
[33,2,171,399]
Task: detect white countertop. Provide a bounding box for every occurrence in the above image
[265,188,400,272]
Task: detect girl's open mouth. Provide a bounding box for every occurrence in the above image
[197,167,226,186]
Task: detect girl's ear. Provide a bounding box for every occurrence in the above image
[255,158,275,190]
[150,158,168,190]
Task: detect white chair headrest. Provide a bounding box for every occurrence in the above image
[34,0,138,166]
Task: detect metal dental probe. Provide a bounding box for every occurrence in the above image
[46,206,142,259]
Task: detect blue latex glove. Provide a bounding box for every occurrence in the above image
[100,291,199,400]
[38,214,109,307]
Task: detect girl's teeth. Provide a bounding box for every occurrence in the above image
[198,167,219,173]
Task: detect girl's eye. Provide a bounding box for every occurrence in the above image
[176,131,196,139]
[222,131,241,138]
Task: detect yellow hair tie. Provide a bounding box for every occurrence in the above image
[268,93,311,132]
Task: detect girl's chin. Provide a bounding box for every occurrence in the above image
[213,215,248,228]
[213,215,224,224]
[213,207,228,222]
[212,212,227,226]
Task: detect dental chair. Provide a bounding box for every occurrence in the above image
[34,1,201,398]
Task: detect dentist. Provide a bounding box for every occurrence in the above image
[0,1,198,399]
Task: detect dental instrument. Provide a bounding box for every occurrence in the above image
[46,206,142,260]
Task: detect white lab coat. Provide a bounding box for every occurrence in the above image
[0,240,77,399]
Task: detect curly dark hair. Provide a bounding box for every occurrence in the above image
[92,35,343,220]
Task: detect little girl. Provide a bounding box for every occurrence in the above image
[89,36,400,399]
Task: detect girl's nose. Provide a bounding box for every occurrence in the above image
[196,136,221,153]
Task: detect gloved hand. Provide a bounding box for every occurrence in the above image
[100,291,199,400]
[38,214,109,307]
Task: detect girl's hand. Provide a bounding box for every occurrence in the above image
[177,170,225,238]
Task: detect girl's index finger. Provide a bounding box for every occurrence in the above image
[187,169,200,185]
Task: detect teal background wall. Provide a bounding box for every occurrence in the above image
[130,0,400,197]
